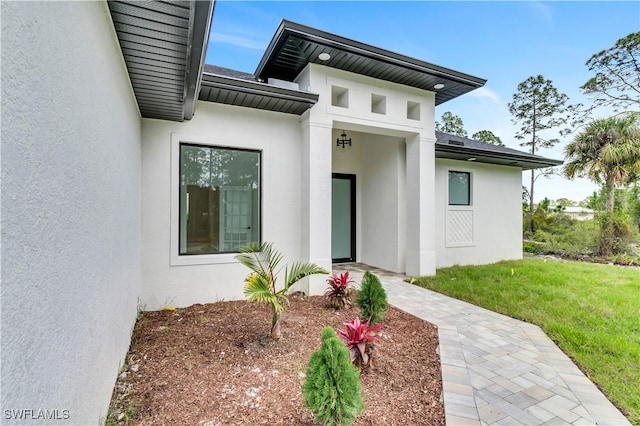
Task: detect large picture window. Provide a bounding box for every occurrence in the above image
[179,144,261,255]
[448,171,471,206]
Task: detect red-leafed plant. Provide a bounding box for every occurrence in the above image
[325,271,356,310]
[337,317,384,369]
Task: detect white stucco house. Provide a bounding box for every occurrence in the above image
[1,1,561,423]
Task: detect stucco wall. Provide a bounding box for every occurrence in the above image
[360,135,406,273]
[435,159,523,267]
[140,102,304,310]
[1,2,141,424]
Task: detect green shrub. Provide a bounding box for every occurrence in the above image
[523,240,545,254]
[355,272,388,325]
[526,217,599,256]
[597,212,633,255]
[302,327,364,426]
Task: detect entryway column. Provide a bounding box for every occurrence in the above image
[405,134,436,277]
[299,119,333,295]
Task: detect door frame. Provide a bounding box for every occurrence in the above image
[332,173,356,263]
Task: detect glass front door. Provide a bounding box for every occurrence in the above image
[332,174,356,263]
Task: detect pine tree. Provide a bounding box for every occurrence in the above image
[355,272,388,325]
[302,327,364,426]
[508,75,576,233]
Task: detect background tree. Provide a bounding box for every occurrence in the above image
[564,113,640,255]
[564,113,640,213]
[582,31,640,113]
[472,130,504,146]
[555,198,576,208]
[537,197,552,213]
[508,75,576,233]
[436,111,467,136]
[522,185,530,211]
[626,184,640,231]
[580,191,604,211]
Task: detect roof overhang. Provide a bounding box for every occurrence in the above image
[108,0,214,121]
[199,72,319,115]
[255,20,486,105]
[435,143,563,170]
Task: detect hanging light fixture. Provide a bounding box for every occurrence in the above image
[336,130,352,149]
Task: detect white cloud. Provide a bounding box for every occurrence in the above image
[528,1,554,24]
[467,87,502,104]
[211,32,265,50]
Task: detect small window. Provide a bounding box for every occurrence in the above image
[407,101,420,120]
[448,171,471,206]
[331,86,349,108]
[371,94,386,114]
[179,144,261,255]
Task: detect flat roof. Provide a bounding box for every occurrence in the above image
[199,65,319,115]
[255,20,487,105]
[435,132,563,170]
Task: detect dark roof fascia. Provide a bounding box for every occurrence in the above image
[200,72,319,110]
[183,0,215,120]
[435,143,563,170]
[255,19,487,89]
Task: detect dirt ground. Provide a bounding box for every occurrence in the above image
[108,294,444,425]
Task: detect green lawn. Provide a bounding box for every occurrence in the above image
[414,257,640,425]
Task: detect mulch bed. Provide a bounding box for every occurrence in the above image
[109,294,444,425]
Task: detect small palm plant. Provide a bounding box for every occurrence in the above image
[325,271,356,310]
[235,242,328,339]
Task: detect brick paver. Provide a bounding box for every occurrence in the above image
[335,264,630,426]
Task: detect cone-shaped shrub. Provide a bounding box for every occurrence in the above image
[355,271,388,325]
[302,327,364,426]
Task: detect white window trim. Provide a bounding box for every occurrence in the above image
[446,168,475,248]
[169,133,264,266]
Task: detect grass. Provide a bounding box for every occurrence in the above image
[414,257,640,425]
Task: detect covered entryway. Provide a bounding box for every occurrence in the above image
[331,128,410,273]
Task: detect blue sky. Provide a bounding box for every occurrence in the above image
[205,1,640,203]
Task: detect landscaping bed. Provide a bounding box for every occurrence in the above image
[108,294,444,425]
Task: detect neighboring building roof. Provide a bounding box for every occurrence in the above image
[563,207,595,214]
[199,65,319,115]
[204,65,256,81]
[255,20,487,105]
[435,131,563,170]
[107,0,214,121]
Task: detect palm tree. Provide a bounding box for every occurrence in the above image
[564,113,640,213]
[235,242,328,339]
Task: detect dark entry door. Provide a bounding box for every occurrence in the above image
[332,174,356,263]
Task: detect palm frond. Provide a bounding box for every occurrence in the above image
[235,242,267,275]
[563,114,640,192]
[283,262,329,291]
[235,242,285,280]
[243,273,284,313]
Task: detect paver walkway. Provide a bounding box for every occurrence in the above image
[334,264,630,426]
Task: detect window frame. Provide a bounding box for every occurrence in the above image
[445,168,475,248]
[448,170,472,206]
[170,135,263,266]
